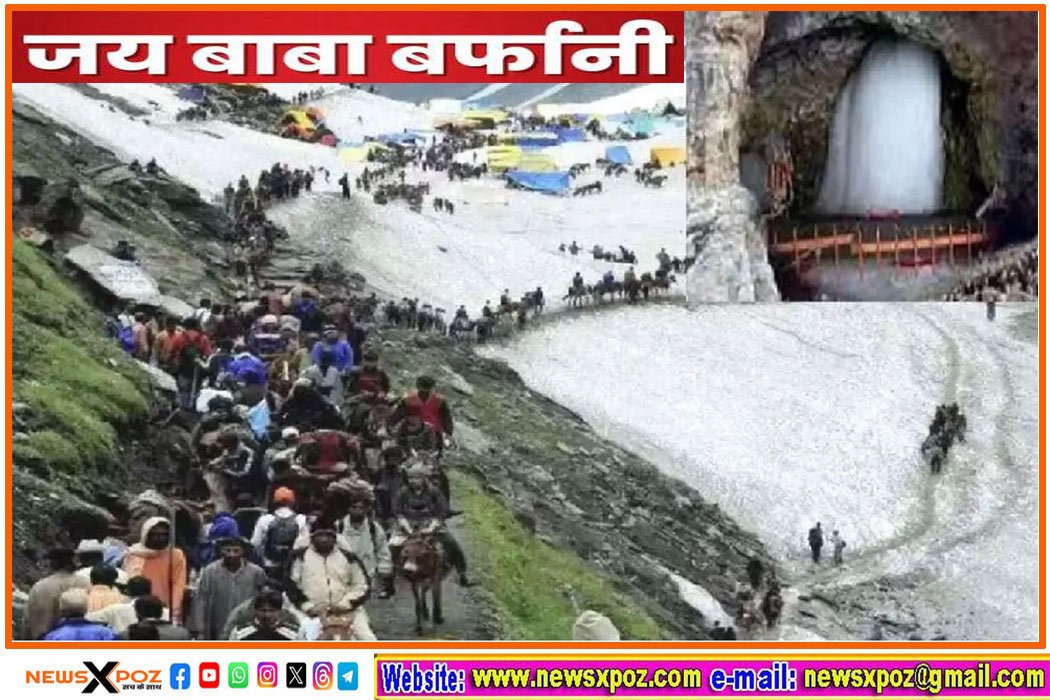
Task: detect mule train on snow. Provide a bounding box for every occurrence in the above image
[921,403,967,474]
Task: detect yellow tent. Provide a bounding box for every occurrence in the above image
[487,145,523,171]
[339,146,370,164]
[516,153,558,173]
[650,146,686,168]
[280,109,315,131]
[464,109,509,123]
[434,116,480,129]
[339,143,390,163]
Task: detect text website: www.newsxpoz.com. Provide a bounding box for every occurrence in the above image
[380,662,1045,696]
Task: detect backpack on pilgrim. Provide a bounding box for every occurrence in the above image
[264,514,301,564]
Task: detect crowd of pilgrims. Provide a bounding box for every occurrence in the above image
[29,277,478,640]
[220,163,332,280]
[20,111,718,643]
[23,144,499,640]
[941,242,1038,302]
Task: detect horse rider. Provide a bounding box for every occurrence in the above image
[395,415,441,455]
[285,519,376,640]
[602,270,615,290]
[390,464,474,587]
[346,350,391,400]
[391,376,454,456]
[572,272,584,291]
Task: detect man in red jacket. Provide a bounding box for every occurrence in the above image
[392,376,453,453]
[168,317,214,409]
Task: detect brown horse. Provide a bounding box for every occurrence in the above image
[397,531,453,635]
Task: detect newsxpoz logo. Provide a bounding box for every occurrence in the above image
[25,662,164,693]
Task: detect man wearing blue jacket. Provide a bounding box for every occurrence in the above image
[227,346,268,387]
[310,325,353,372]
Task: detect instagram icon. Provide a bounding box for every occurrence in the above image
[313,662,333,690]
[257,662,278,688]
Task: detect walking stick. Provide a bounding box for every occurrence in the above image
[168,500,176,625]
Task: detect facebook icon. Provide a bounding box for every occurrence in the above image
[170,663,191,690]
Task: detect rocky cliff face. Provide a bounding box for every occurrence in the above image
[685,11,780,303]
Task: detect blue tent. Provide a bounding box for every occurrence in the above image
[554,128,587,144]
[177,85,207,104]
[515,134,559,148]
[375,132,419,145]
[624,115,656,137]
[506,171,571,194]
[605,145,632,165]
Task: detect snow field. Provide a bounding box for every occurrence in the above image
[480,303,1039,639]
[14,82,685,314]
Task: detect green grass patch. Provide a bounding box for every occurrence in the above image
[451,469,663,641]
[11,239,148,480]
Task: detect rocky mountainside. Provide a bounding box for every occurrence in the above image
[685,11,779,304]
[12,102,235,300]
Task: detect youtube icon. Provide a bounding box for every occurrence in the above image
[199,662,220,689]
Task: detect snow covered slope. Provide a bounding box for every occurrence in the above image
[14,82,684,312]
[14,83,344,198]
[481,302,1040,640]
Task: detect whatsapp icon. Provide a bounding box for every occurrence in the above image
[229,662,249,689]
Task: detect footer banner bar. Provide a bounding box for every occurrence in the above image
[374,657,1050,697]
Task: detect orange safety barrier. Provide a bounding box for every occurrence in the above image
[768,220,988,273]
